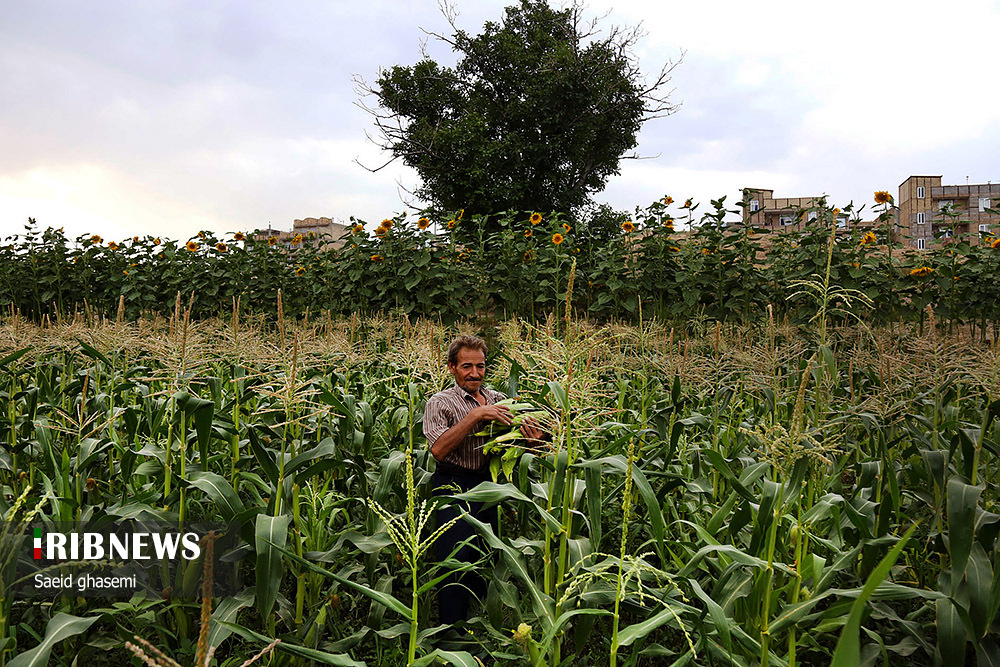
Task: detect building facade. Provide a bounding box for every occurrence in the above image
[741,188,851,232]
[255,217,349,249]
[898,176,1000,249]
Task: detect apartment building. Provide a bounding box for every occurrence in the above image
[741,188,852,232]
[255,217,349,249]
[898,176,1000,249]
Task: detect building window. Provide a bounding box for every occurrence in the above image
[917,238,925,249]
[917,186,925,198]
[981,198,992,212]
[917,212,925,224]
[942,228,953,238]
[836,216,847,229]
[808,211,818,222]
[750,199,759,212]
[938,200,953,211]
[779,215,794,226]
[980,224,990,233]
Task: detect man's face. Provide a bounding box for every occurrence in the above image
[449,347,486,394]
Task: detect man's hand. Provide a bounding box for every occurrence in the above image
[520,415,545,448]
[472,404,513,426]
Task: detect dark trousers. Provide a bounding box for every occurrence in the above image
[432,462,499,626]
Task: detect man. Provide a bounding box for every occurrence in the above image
[423,334,544,625]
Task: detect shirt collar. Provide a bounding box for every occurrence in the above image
[451,382,484,402]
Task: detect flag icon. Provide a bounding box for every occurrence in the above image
[33,527,41,559]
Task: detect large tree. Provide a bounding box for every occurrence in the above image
[356,0,681,218]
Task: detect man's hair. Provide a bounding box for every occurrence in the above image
[447,334,488,366]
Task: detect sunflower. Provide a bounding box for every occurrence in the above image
[107,241,118,250]
[132,236,139,243]
[669,246,679,252]
[682,199,693,208]
[122,270,128,276]
[874,191,891,204]
[90,235,102,244]
[268,237,277,246]
[458,209,465,220]
[198,231,206,239]
[234,232,245,241]
[417,217,430,230]
[992,237,1000,249]
[663,216,674,230]
[530,212,542,225]
[574,247,580,254]
[447,219,456,229]
[562,223,571,233]
[523,250,534,262]
[621,221,636,233]
[154,238,161,245]
[552,233,564,245]
[216,243,228,252]
[909,266,933,277]
[381,219,393,230]
[371,254,383,262]
[457,252,469,262]
[293,233,303,244]
[352,224,364,235]
[295,266,306,276]
[525,229,532,238]
[663,195,674,206]
[375,226,388,238]
[860,231,877,246]
[186,241,199,252]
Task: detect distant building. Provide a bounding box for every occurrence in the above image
[255,217,349,249]
[898,176,1000,249]
[741,188,853,232]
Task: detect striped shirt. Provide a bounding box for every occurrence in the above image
[423,383,507,472]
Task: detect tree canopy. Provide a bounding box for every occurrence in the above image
[356,0,681,219]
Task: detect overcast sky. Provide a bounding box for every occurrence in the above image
[2,0,999,242]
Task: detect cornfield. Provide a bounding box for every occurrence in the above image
[2,300,1000,666]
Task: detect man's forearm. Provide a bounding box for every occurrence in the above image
[429,411,483,462]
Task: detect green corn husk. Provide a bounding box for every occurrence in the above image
[474,398,553,482]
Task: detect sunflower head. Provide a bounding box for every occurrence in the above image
[457,252,469,263]
[683,199,693,208]
[874,191,891,204]
[417,217,430,230]
[552,233,564,245]
[295,266,305,276]
[524,229,532,238]
[375,226,388,238]
[909,266,933,277]
[352,224,364,235]
[107,241,118,250]
[621,221,636,233]
[91,235,102,244]
[293,233,303,244]
[186,241,199,252]
[268,237,277,246]
[447,219,456,229]
[133,236,139,243]
[154,238,161,245]
[562,223,571,232]
[523,250,534,262]
[234,232,245,241]
[381,219,393,230]
[530,212,542,225]
[663,195,674,206]
[216,243,228,252]
[371,254,383,262]
[861,231,877,246]
[992,237,1000,249]
[198,231,206,239]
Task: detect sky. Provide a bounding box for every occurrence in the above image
[2,0,999,243]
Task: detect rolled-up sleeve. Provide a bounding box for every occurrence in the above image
[423,395,453,448]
